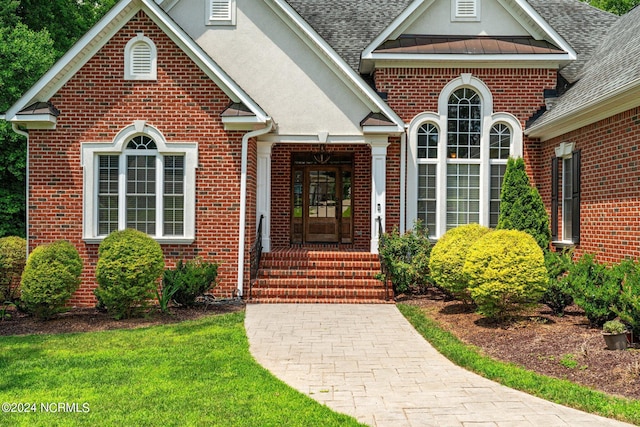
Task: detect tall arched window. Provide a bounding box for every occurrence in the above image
[446,88,482,228]
[407,75,523,238]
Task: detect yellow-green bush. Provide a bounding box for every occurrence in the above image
[463,230,547,320]
[20,240,83,319]
[95,229,164,319]
[428,224,491,302]
[0,236,26,301]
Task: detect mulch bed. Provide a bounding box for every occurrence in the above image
[0,298,244,337]
[401,288,640,401]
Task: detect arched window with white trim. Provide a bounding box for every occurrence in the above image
[82,122,197,243]
[407,75,523,238]
[124,33,157,80]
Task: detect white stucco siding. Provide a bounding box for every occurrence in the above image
[168,0,371,136]
[405,0,529,36]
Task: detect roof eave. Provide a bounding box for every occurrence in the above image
[4,0,269,124]
[526,79,640,141]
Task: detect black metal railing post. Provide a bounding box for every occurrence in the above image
[249,215,264,300]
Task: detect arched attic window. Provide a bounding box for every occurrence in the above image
[124,33,157,80]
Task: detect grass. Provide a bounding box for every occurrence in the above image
[0,311,363,427]
[398,303,640,425]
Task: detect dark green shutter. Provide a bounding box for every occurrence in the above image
[571,150,581,244]
[551,157,558,241]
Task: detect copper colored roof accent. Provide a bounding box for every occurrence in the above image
[374,35,564,55]
[221,102,255,117]
[360,112,395,127]
[18,101,60,116]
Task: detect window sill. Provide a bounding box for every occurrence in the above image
[552,240,576,249]
[84,236,195,245]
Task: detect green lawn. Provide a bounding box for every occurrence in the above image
[398,303,640,426]
[0,312,362,427]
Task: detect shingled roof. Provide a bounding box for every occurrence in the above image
[527,5,640,132]
[526,0,618,83]
[286,0,617,84]
[284,0,414,71]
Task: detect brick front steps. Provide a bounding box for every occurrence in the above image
[248,249,393,303]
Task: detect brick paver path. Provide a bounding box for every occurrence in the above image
[245,304,633,427]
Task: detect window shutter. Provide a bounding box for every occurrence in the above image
[571,150,581,244]
[551,157,558,241]
[456,0,477,17]
[131,42,152,76]
[210,0,231,20]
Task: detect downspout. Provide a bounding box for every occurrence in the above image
[12,123,29,259]
[237,120,273,297]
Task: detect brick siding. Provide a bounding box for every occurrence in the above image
[28,11,250,306]
[538,107,640,262]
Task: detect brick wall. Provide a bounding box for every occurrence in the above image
[28,11,249,306]
[538,107,640,263]
[374,67,557,184]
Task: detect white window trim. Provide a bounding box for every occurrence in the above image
[206,0,236,26]
[407,74,523,238]
[555,141,575,244]
[124,33,157,80]
[81,121,197,244]
[451,0,480,22]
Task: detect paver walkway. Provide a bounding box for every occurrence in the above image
[245,304,634,427]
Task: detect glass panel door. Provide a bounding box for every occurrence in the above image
[306,168,339,242]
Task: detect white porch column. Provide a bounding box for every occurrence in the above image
[257,141,274,252]
[369,137,389,254]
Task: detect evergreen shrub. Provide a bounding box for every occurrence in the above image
[497,157,551,250]
[463,230,547,320]
[611,259,640,336]
[565,254,619,327]
[20,240,82,319]
[0,236,27,301]
[95,229,164,319]
[428,224,491,302]
[378,222,431,294]
[162,258,219,307]
[541,249,574,316]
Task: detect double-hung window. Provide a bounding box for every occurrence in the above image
[83,123,197,243]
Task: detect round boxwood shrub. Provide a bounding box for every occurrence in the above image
[0,236,27,302]
[429,224,491,302]
[20,240,83,319]
[95,229,164,319]
[463,230,547,320]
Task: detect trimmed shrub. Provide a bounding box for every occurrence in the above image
[0,236,27,302]
[20,240,82,319]
[378,222,432,294]
[162,258,219,308]
[429,224,491,302]
[496,157,551,251]
[463,230,547,320]
[541,249,574,316]
[565,254,619,327]
[95,229,164,319]
[612,259,640,336]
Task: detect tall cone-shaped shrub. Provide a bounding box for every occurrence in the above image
[497,157,551,250]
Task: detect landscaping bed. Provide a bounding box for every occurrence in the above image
[402,288,640,401]
[0,298,243,336]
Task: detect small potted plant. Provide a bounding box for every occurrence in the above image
[602,320,628,350]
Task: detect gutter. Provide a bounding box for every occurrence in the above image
[237,120,273,297]
[11,124,29,259]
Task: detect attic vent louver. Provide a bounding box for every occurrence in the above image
[453,0,479,20]
[210,0,231,20]
[131,43,152,75]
